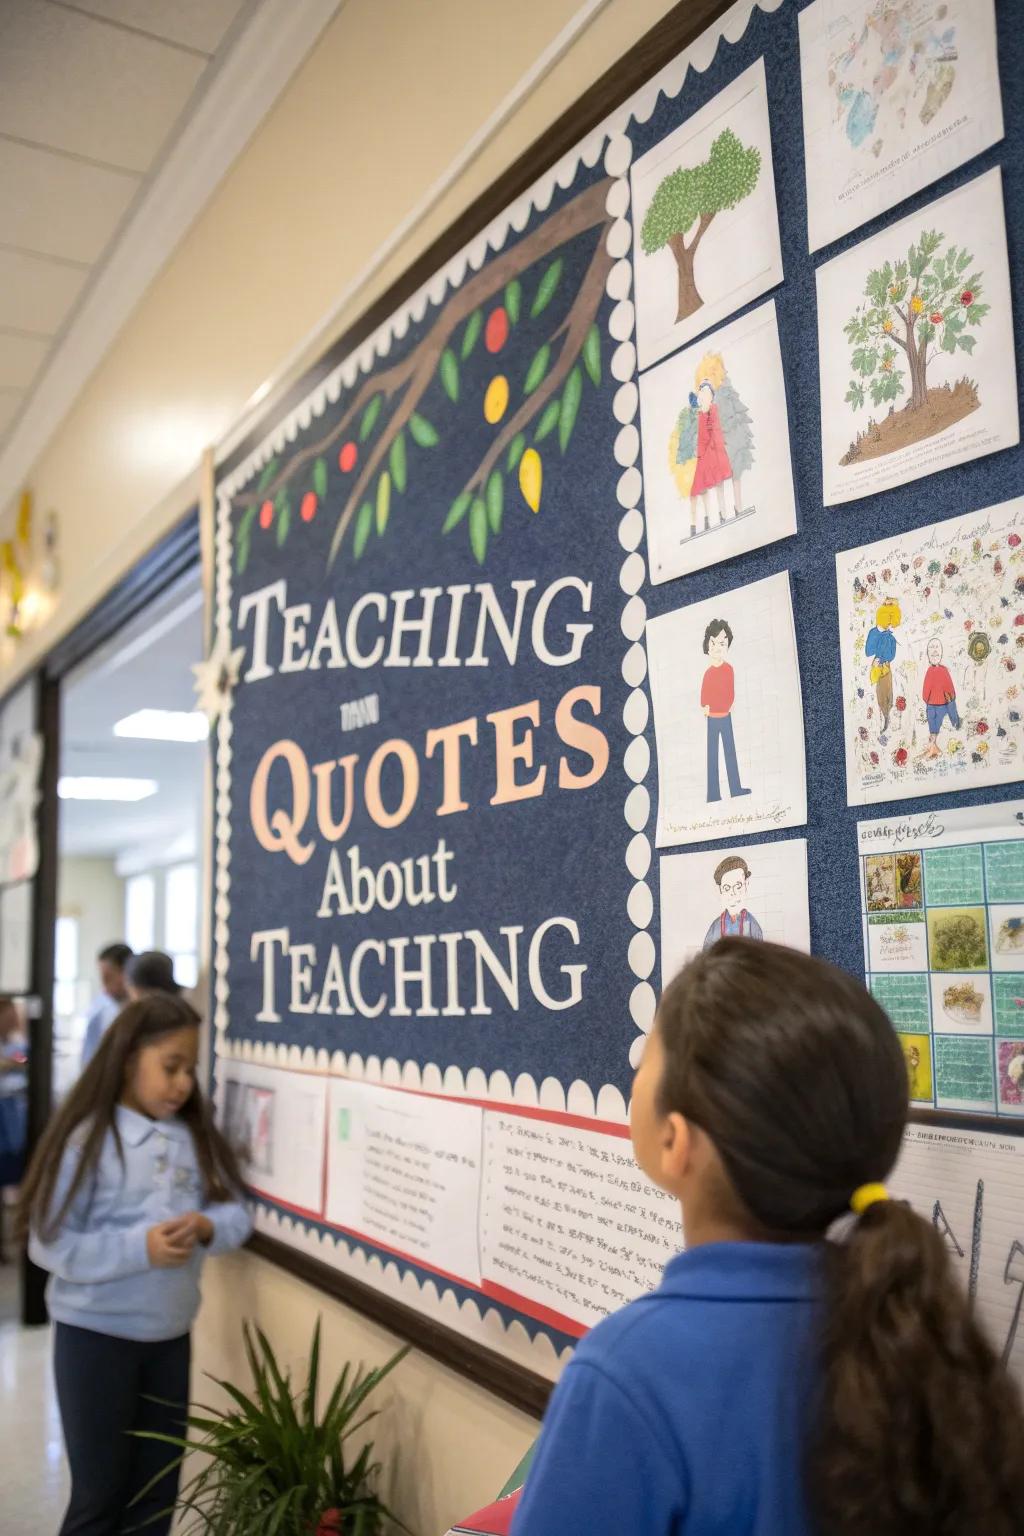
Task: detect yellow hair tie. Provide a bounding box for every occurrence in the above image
[850,1182,889,1215]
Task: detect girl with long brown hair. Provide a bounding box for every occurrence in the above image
[17,992,250,1536]
[512,939,1024,1536]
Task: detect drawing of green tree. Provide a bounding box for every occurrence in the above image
[639,128,762,322]
[843,230,989,417]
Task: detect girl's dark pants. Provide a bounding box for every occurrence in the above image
[54,1323,190,1536]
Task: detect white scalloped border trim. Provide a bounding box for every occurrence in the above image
[213,0,781,1357]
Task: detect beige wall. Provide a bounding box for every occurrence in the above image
[196,1251,538,1535]
[5,0,689,1528]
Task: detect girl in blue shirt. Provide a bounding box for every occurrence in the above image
[513,939,1024,1536]
[18,992,251,1536]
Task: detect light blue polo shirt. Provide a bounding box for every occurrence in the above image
[512,1242,823,1536]
[30,1104,251,1342]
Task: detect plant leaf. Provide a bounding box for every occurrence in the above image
[531,257,563,318]
[486,471,503,535]
[409,412,439,447]
[359,395,382,442]
[354,502,373,557]
[559,366,583,453]
[376,471,391,534]
[461,309,482,360]
[275,499,291,547]
[507,432,527,472]
[583,324,601,386]
[535,399,560,442]
[313,457,328,499]
[443,491,471,533]
[523,344,551,396]
[389,432,407,493]
[440,348,459,402]
[256,458,279,493]
[469,497,488,564]
[505,279,521,325]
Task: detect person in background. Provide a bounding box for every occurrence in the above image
[127,950,184,1001]
[0,997,27,1069]
[79,943,132,1071]
[17,992,251,1536]
[512,940,1024,1536]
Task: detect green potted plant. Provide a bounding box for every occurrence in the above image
[136,1319,409,1535]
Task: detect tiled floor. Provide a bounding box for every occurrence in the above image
[0,1263,69,1533]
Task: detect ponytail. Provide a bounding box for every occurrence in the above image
[814,1199,1023,1535]
[655,940,1024,1536]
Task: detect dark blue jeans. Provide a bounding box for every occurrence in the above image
[54,1323,190,1536]
[706,713,745,800]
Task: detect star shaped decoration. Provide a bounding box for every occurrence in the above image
[193,627,245,723]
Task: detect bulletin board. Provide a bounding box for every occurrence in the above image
[206,0,1024,1408]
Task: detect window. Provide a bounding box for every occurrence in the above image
[53,914,79,1020]
[164,863,198,989]
[125,874,155,954]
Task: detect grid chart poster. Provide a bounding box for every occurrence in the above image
[207,0,1024,1383]
[859,802,1024,1117]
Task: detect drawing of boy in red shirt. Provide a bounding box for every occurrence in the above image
[701,619,751,803]
[922,636,960,759]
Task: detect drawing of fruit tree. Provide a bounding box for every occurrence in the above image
[234,176,613,570]
[639,129,761,322]
[841,228,989,464]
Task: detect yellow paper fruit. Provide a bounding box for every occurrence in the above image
[484,375,509,425]
[910,295,924,315]
[519,448,542,513]
[882,318,894,333]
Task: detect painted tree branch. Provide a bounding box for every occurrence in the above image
[457,233,612,502]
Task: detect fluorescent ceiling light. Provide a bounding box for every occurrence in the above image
[114,709,209,743]
[58,777,158,803]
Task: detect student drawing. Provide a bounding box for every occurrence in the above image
[864,599,901,737]
[702,857,764,949]
[701,619,751,804]
[922,637,961,758]
[670,353,754,538]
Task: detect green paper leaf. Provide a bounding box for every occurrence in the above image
[505,279,521,325]
[461,309,483,360]
[389,432,407,493]
[354,502,373,558]
[486,471,503,535]
[276,499,291,547]
[507,432,527,472]
[440,349,459,402]
[531,257,563,318]
[535,399,561,442]
[409,412,439,447]
[583,324,601,387]
[443,491,471,533]
[256,458,279,493]
[559,366,583,454]
[376,471,391,534]
[359,395,382,442]
[469,497,488,564]
[523,343,551,396]
[236,531,251,575]
[313,457,328,499]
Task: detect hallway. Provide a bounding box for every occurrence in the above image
[0,1265,68,1534]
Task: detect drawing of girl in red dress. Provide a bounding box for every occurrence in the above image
[691,382,733,508]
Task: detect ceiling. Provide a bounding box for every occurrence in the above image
[59,571,206,861]
[0,0,257,447]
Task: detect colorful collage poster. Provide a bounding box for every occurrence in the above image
[630,59,783,370]
[836,496,1024,807]
[638,300,798,584]
[816,169,1018,505]
[799,0,1003,252]
[659,837,810,987]
[859,801,1024,1117]
[645,571,807,848]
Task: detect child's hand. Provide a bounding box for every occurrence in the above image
[703,705,711,716]
[163,1211,215,1248]
[146,1221,196,1268]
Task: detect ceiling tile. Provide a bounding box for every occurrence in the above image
[0,138,138,264]
[0,1,207,172]
[0,249,88,335]
[0,393,26,440]
[0,332,51,389]
[64,0,249,55]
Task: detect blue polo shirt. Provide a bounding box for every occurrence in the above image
[512,1242,823,1536]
